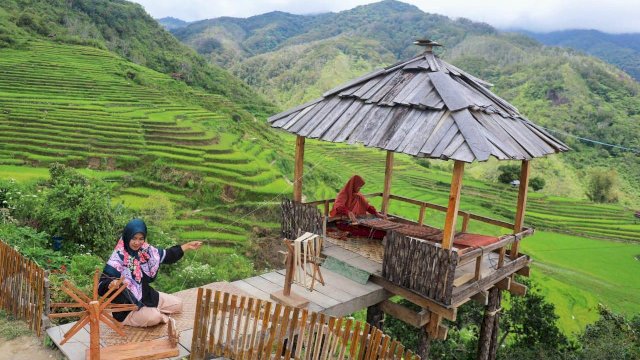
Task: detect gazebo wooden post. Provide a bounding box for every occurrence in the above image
[442,161,465,249]
[511,160,530,259]
[381,151,395,215]
[293,136,305,202]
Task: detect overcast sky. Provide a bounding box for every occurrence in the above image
[130,0,640,33]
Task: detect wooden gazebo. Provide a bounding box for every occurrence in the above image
[268,40,568,359]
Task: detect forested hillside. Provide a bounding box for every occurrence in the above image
[172,0,640,205]
[524,29,640,82]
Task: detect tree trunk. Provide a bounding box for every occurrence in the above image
[366,303,384,330]
[477,287,502,360]
[418,326,432,359]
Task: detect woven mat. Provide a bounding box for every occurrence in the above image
[325,236,384,264]
[101,282,247,347]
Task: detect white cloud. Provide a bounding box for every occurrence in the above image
[130,0,640,33]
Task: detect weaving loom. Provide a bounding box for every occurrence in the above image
[292,232,325,291]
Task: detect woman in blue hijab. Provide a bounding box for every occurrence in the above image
[98,219,202,327]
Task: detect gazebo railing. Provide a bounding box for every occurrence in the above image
[304,192,515,232]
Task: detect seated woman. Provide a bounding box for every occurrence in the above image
[98,219,202,327]
[330,175,386,239]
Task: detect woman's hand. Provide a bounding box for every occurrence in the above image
[348,211,358,224]
[377,212,388,220]
[181,241,203,252]
[108,278,129,289]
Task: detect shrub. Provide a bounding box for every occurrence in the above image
[0,224,68,270]
[586,168,619,203]
[498,164,521,184]
[140,194,174,230]
[529,176,546,191]
[36,163,127,255]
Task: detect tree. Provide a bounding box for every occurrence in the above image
[36,163,127,255]
[499,278,572,359]
[586,168,619,203]
[498,164,520,184]
[529,176,546,191]
[578,305,640,359]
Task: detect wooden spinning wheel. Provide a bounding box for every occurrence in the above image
[49,269,179,360]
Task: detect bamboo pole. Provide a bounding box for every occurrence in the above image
[511,160,530,259]
[381,151,394,215]
[293,135,305,202]
[442,161,465,249]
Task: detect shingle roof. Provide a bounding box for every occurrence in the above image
[268,50,569,162]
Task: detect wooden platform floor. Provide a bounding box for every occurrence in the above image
[48,267,389,359]
[322,235,509,295]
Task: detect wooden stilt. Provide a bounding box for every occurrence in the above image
[293,136,305,202]
[366,303,384,330]
[381,151,394,215]
[511,160,530,259]
[442,161,465,249]
[418,326,432,359]
[477,287,502,360]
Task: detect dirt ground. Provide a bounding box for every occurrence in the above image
[0,335,63,360]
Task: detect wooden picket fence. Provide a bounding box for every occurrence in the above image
[190,288,420,360]
[0,240,46,335]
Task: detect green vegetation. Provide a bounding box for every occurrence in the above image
[527,29,640,82]
[1,0,639,346]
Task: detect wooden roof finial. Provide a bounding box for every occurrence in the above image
[414,39,442,53]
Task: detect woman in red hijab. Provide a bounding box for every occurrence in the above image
[330,175,386,239]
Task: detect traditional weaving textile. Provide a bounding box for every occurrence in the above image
[293,232,324,291]
[358,218,403,230]
[358,219,443,240]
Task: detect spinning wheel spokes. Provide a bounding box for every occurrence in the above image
[49,269,137,359]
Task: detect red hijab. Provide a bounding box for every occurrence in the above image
[330,175,371,217]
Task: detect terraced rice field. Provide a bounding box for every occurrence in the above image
[0,39,288,248]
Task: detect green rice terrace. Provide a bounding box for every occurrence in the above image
[1,38,639,337]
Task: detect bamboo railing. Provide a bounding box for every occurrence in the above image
[0,240,47,335]
[190,288,420,360]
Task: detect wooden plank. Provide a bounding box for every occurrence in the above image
[47,322,91,360]
[261,272,339,309]
[370,275,456,321]
[509,280,528,297]
[379,300,430,328]
[305,98,357,138]
[230,280,270,300]
[322,287,392,318]
[320,100,366,143]
[442,161,464,249]
[98,338,179,360]
[452,255,530,304]
[330,103,376,143]
[427,71,469,111]
[275,269,354,303]
[451,109,492,161]
[398,110,447,155]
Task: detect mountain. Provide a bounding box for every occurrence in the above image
[171,0,640,204]
[157,16,189,30]
[523,29,640,82]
